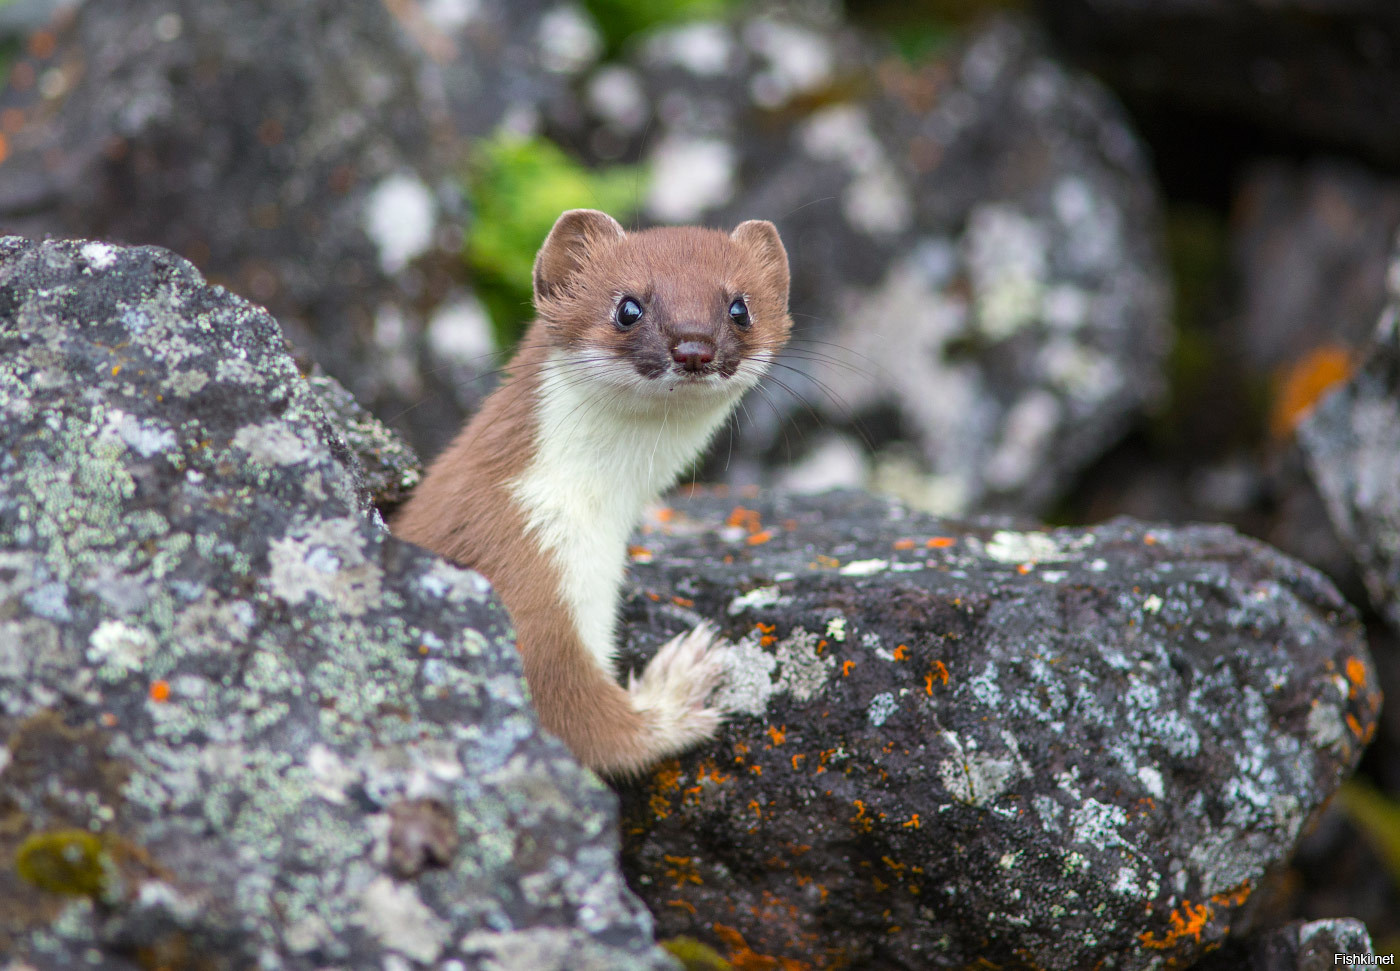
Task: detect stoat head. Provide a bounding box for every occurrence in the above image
[531,209,791,402]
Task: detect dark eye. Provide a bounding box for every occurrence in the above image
[728,297,750,328]
[615,296,643,330]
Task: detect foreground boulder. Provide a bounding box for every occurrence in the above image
[0,237,674,970]
[615,490,1380,970]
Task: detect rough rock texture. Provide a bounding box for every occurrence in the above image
[613,490,1378,970]
[1298,271,1400,636]
[1194,917,1376,971]
[0,0,491,461]
[0,236,675,971]
[1039,0,1400,168]
[554,14,1169,516]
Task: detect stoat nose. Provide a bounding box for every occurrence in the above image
[671,338,716,372]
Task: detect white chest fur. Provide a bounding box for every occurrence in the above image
[509,351,744,673]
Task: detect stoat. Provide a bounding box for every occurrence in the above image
[393,209,792,775]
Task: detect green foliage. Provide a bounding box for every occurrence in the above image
[464,134,642,351]
[582,0,739,56]
[661,935,733,970]
[1340,780,1400,883]
[15,829,107,896]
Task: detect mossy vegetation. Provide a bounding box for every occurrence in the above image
[660,935,734,970]
[582,0,740,56]
[464,134,642,352]
[15,829,107,896]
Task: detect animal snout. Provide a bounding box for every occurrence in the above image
[671,338,716,372]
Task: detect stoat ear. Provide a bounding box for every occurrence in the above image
[533,209,626,303]
[730,219,789,307]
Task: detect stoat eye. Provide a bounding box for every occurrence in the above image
[728,297,750,329]
[615,296,643,330]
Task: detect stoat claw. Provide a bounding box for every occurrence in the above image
[628,621,732,758]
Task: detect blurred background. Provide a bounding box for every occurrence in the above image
[0,0,1397,956]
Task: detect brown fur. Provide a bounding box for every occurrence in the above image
[393,210,790,775]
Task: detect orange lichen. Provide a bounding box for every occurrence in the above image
[766,725,787,746]
[893,539,916,551]
[1138,900,1211,950]
[902,814,920,829]
[1271,344,1353,437]
[627,544,652,559]
[1346,713,1364,739]
[930,660,950,686]
[927,536,956,549]
[1143,534,1158,546]
[99,712,118,727]
[748,800,763,818]
[813,554,840,569]
[149,680,170,703]
[726,506,762,534]
[790,754,805,770]
[672,596,694,608]
[747,530,773,546]
[1017,562,1033,575]
[667,898,697,915]
[664,854,703,887]
[1346,656,1367,698]
[892,644,909,660]
[655,506,675,523]
[696,760,729,785]
[750,764,763,775]
[842,660,855,676]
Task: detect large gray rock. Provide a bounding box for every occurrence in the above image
[553,14,1170,516]
[0,236,675,971]
[0,0,490,463]
[613,490,1378,970]
[1299,259,1400,636]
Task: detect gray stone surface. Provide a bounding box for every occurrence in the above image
[613,490,1378,970]
[555,14,1170,516]
[1299,256,1400,636]
[0,236,675,971]
[1195,916,1377,971]
[0,0,490,463]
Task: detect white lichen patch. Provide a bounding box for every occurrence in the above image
[537,4,601,74]
[965,204,1048,340]
[363,173,436,274]
[232,421,314,467]
[773,627,836,701]
[1070,798,1129,850]
[713,638,778,716]
[267,518,383,616]
[357,876,448,963]
[645,136,735,223]
[984,530,1064,564]
[825,616,847,642]
[645,21,733,75]
[744,18,833,108]
[420,558,492,602]
[838,558,888,577]
[87,619,158,675]
[427,297,494,365]
[80,241,118,271]
[99,409,176,458]
[937,730,1027,807]
[867,692,898,726]
[727,584,783,615]
[1306,701,1346,748]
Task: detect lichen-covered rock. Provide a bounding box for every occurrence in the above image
[554,14,1169,516]
[0,237,675,971]
[613,489,1378,970]
[305,365,422,510]
[1298,264,1400,637]
[1194,916,1377,971]
[0,0,491,462]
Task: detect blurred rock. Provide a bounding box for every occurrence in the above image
[0,0,489,462]
[1298,261,1400,635]
[1195,916,1377,971]
[615,489,1378,970]
[551,14,1170,517]
[0,236,674,970]
[1039,0,1400,169]
[1233,160,1400,381]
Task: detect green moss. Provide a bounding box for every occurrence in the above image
[464,134,642,351]
[661,935,733,970]
[582,0,740,56]
[15,829,107,896]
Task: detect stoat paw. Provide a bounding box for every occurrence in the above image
[628,622,731,757]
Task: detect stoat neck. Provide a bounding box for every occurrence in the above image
[509,351,738,673]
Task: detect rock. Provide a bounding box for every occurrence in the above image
[554,14,1170,516]
[305,366,422,510]
[1298,264,1400,635]
[1039,0,1400,169]
[0,236,675,971]
[0,0,490,462]
[1233,161,1400,383]
[613,489,1378,970]
[1195,916,1377,971]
